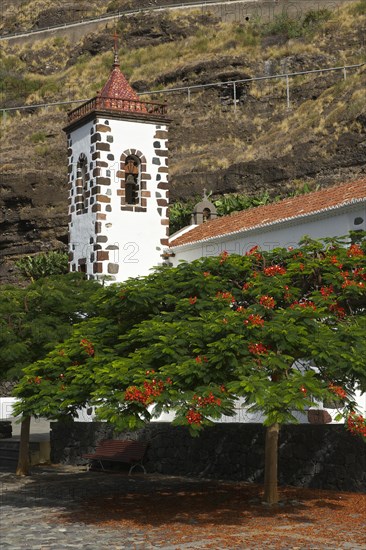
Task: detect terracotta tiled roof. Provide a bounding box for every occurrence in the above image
[99,61,140,101]
[66,44,168,124]
[170,178,366,248]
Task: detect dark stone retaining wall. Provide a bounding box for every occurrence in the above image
[0,380,16,397]
[0,420,12,439]
[50,422,366,492]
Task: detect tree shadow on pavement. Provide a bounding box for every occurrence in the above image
[2,467,365,547]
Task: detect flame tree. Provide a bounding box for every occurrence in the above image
[14,234,366,502]
[0,272,99,475]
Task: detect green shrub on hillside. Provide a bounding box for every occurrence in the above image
[351,0,366,15]
[261,9,332,40]
[169,183,322,234]
[16,251,69,282]
[29,131,47,143]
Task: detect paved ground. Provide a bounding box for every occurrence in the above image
[1,465,365,549]
[0,467,218,549]
[1,419,365,548]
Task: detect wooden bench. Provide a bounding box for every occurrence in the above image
[82,439,147,474]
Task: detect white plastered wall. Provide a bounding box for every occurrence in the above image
[171,205,366,265]
[68,119,96,271]
[68,115,169,282]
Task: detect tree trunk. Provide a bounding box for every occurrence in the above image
[16,416,31,476]
[263,422,280,504]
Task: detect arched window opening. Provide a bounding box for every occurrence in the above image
[191,190,217,225]
[76,154,88,213]
[124,155,140,205]
[120,150,147,212]
[202,207,211,222]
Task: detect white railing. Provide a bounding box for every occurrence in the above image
[0,0,249,39]
[1,62,364,123]
[140,63,365,110]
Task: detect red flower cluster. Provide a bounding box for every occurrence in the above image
[189,296,197,305]
[203,271,210,277]
[290,300,316,310]
[245,245,262,260]
[186,391,223,425]
[300,386,307,396]
[143,380,165,399]
[248,342,269,355]
[283,285,291,300]
[329,383,347,399]
[216,291,235,302]
[186,409,203,425]
[219,251,229,264]
[330,255,343,267]
[263,265,287,276]
[193,392,222,408]
[259,295,276,309]
[124,386,147,404]
[347,244,364,257]
[195,356,208,363]
[353,268,366,281]
[242,282,252,291]
[341,268,366,288]
[346,412,366,438]
[341,277,365,289]
[320,285,334,297]
[124,378,169,406]
[195,355,208,363]
[329,303,346,318]
[244,314,265,327]
[80,339,95,357]
[28,376,42,384]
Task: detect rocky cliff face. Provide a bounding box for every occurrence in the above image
[1,3,365,284]
[0,170,68,284]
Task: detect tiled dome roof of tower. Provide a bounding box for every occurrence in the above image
[66,36,167,124]
[99,61,140,101]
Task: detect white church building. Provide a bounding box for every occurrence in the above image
[2,43,365,427]
[64,44,366,283]
[58,46,366,424]
[169,179,366,263]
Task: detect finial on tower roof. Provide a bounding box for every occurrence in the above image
[113,31,120,67]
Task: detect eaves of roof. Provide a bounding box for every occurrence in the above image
[169,179,366,250]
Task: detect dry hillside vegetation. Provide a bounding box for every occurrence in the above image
[0,0,212,34]
[0,0,107,34]
[0,2,365,282]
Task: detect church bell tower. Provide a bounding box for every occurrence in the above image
[64,38,169,282]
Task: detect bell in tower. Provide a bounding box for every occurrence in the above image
[191,189,218,225]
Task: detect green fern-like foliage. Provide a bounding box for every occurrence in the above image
[16,251,69,282]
